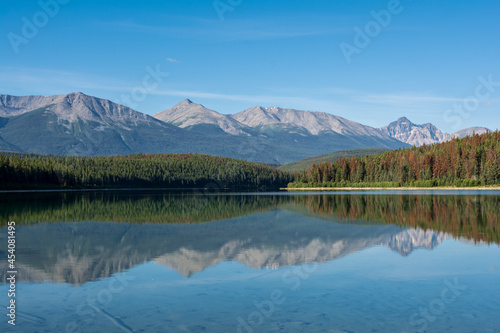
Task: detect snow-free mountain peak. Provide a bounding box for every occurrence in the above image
[153,100,249,135]
[380,117,491,146]
[453,127,490,139]
[396,116,411,123]
[379,117,452,146]
[179,98,194,105]
[0,92,152,125]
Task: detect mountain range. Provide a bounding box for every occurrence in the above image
[0,92,489,163]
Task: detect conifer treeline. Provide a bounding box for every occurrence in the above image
[291,131,500,187]
[0,153,294,190]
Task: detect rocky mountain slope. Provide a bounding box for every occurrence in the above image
[380,116,490,146]
[156,101,410,160]
[233,106,390,138]
[0,94,62,117]
[379,117,452,146]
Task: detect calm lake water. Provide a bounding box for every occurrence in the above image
[1,190,499,333]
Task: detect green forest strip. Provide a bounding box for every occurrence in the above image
[0,153,294,190]
[3,132,499,191]
[289,132,500,188]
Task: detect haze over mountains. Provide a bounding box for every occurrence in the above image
[0,92,489,163]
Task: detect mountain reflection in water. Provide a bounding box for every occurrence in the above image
[0,191,498,284]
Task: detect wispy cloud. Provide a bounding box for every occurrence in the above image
[0,66,345,112]
[99,17,346,42]
[354,93,464,105]
[263,86,465,108]
[146,90,318,106]
[0,66,478,109]
[3,66,495,127]
[0,66,132,95]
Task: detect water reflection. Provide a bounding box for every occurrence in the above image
[1,191,498,240]
[0,192,499,333]
[2,214,449,283]
[291,194,500,244]
[1,191,485,284]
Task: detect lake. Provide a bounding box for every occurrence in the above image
[1,190,499,333]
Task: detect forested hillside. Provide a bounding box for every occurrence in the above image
[280,148,389,172]
[0,153,293,190]
[290,131,500,187]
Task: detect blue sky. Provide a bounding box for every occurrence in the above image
[1,0,499,132]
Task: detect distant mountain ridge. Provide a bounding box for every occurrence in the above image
[232,105,392,138]
[0,92,409,163]
[156,99,404,139]
[1,92,489,162]
[0,92,211,156]
[380,116,490,146]
[0,94,61,117]
[453,127,490,139]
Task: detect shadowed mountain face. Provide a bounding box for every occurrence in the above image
[0,93,408,163]
[1,191,497,284]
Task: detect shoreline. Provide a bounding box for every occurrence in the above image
[283,186,500,191]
